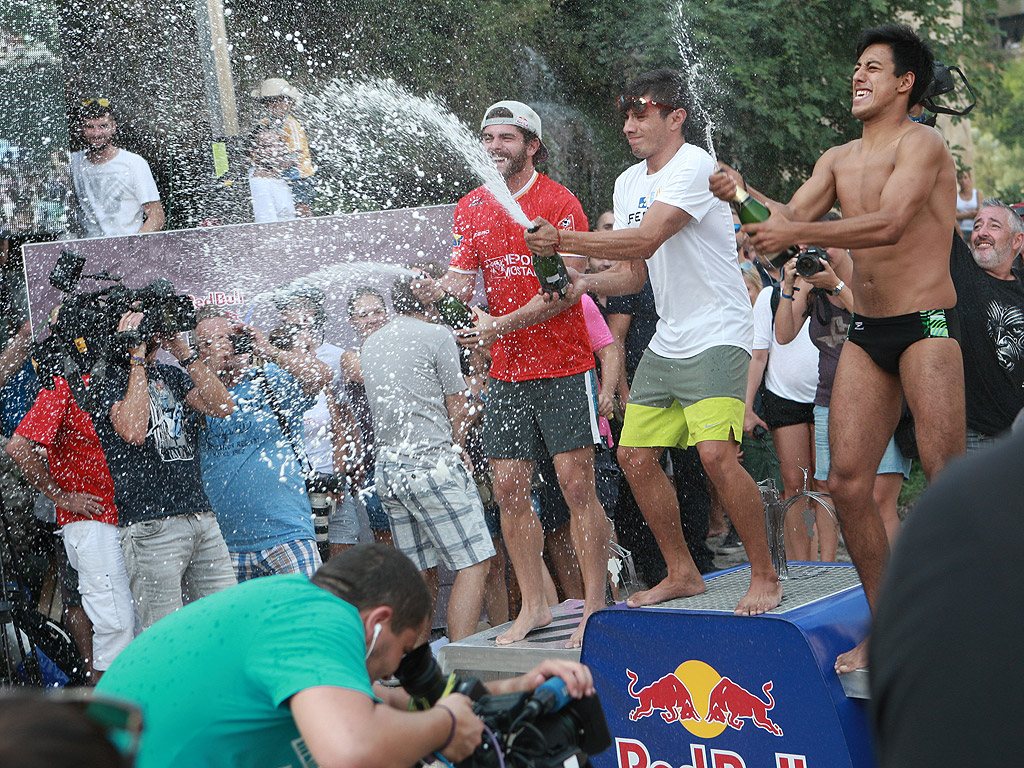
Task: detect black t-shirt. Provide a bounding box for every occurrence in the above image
[95,362,211,524]
[950,236,1024,436]
[870,429,1024,766]
[604,278,659,385]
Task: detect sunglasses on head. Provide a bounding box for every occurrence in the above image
[81,98,111,107]
[617,95,677,115]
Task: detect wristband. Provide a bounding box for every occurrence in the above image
[780,292,794,301]
[437,704,457,751]
[130,355,146,367]
[179,351,201,367]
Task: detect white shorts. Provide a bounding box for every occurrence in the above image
[249,174,296,223]
[62,520,137,670]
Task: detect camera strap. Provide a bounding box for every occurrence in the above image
[253,365,315,478]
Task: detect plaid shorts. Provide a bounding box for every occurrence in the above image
[376,452,495,571]
[230,539,322,582]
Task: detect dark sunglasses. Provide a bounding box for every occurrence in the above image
[617,95,678,115]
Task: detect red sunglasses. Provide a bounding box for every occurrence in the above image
[617,95,678,115]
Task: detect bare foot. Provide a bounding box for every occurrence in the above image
[835,637,869,674]
[733,575,783,616]
[564,603,601,649]
[495,604,553,645]
[626,574,706,608]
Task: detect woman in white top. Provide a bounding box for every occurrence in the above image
[957,169,981,241]
[745,271,821,561]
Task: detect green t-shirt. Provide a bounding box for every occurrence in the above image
[97,574,373,768]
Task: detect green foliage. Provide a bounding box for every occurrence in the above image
[0,0,70,168]
[973,53,1024,150]
[972,128,1024,204]
[6,0,997,220]
[897,460,927,513]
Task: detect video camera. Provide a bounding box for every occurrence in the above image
[396,644,611,768]
[921,61,976,118]
[32,249,197,413]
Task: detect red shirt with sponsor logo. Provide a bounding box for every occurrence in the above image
[450,172,593,382]
[14,376,118,526]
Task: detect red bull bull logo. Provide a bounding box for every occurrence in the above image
[624,661,783,738]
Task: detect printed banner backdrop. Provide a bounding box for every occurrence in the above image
[22,204,465,350]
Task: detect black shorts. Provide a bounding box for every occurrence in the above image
[847,308,961,375]
[762,389,814,430]
[482,371,600,461]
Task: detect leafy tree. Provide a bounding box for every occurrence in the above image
[536,0,994,203]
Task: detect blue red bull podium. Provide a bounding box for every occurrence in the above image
[581,562,874,768]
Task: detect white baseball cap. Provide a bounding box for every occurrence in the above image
[480,100,549,164]
[250,78,303,106]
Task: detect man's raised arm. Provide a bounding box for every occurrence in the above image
[526,202,691,262]
[737,132,947,254]
[709,153,840,227]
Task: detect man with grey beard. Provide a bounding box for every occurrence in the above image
[957,198,1024,451]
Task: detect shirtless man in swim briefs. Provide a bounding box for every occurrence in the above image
[709,23,965,673]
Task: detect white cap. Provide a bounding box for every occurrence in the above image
[480,100,549,164]
[250,78,303,106]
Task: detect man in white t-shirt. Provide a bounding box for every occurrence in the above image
[526,68,781,616]
[70,99,164,238]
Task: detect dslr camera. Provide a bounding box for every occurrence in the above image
[33,249,197,412]
[794,246,829,278]
[396,644,611,768]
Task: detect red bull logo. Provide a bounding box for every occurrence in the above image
[625,661,783,738]
[616,738,807,768]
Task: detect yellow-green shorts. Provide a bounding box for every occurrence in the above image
[620,346,750,449]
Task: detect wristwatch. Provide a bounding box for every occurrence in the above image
[830,280,846,297]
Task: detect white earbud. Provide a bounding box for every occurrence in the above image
[366,622,383,660]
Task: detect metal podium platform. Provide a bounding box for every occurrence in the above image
[438,599,584,681]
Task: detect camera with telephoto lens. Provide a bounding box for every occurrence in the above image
[306,474,343,556]
[396,644,611,768]
[31,249,198,413]
[795,246,829,278]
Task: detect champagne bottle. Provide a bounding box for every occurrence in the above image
[434,292,475,329]
[732,187,798,268]
[532,252,570,299]
[525,224,571,298]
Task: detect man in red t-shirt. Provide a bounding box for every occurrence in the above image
[438,100,611,648]
[6,375,136,679]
